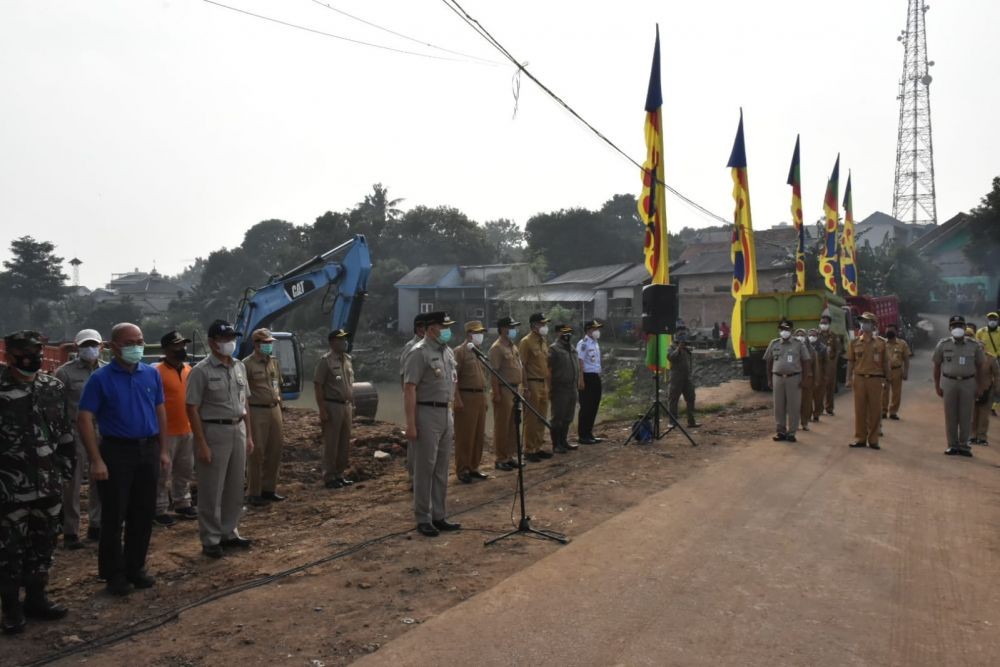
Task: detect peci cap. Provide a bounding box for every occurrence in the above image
[584,319,604,331]
[778,319,793,330]
[207,320,240,339]
[948,315,966,327]
[3,330,44,348]
[160,330,191,347]
[497,316,521,329]
[251,328,276,343]
[464,320,487,333]
[423,311,455,327]
[555,324,573,334]
[529,313,550,325]
[328,328,350,340]
[74,329,103,346]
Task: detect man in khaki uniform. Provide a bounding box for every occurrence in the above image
[186,320,255,559]
[314,329,355,489]
[817,314,841,415]
[453,320,489,483]
[489,316,524,471]
[403,312,460,537]
[548,324,579,453]
[400,314,428,482]
[519,313,553,462]
[846,312,891,450]
[880,323,911,421]
[763,319,811,442]
[975,312,1000,416]
[55,328,105,548]
[243,328,285,505]
[969,327,998,446]
[934,315,987,457]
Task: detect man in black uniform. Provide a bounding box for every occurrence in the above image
[547,324,579,453]
[667,329,700,428]
[1,331,74,634]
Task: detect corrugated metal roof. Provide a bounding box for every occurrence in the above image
[594,263,649,289]
[502,286,596,303]
[544,263,632,286]
[394,265,457,288]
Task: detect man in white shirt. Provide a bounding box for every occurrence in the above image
[576,320,604,445]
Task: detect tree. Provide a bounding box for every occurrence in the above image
[482,218,524,263]
[308,211,352,255]
[241,219,308,274]
[525,203,644,277]
[1,236,67,324]
[392,206,492,266]
[964,176,1000,274]
[350,183,404,254]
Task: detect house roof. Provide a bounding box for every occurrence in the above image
[909,212,971,254]
[503,286,596,303]
[673,226,795,276]
[544,263,632,286]
[457,264,536,287]
[394,265,458,288]
[857,211,907,230]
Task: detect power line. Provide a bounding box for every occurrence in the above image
[306,0,503,66]
[203,0,479,64]
[439,0,731,225]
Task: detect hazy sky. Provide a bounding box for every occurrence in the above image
[2,0,998,289]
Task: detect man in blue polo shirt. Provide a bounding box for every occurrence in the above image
[78,322,169,597]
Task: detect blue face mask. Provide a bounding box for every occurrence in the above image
[507,328,518,340]
[260,343,274,355]
[437,328,452,344]
[120,345,144,364]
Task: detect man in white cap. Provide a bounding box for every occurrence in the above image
[54,329,106,549]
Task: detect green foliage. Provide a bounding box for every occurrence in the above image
[964,176,1000,274]
[855,243,943,324]
[600,367,641,420]
[482,218,524,263]
[1,236,67,324]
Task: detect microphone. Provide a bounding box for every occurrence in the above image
[471,345,488,361]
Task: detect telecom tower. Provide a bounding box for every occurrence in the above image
[892,0,937,226]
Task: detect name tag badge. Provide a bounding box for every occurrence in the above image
[786,354,794,364]
[959,356,967,366]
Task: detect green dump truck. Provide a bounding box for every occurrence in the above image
[740,290,855,391]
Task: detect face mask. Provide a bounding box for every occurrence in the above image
[951,327,965,339]
[437,328,452,344]
[819,323,830,331]
[12,352,42,377]
[120,345,144,364]
[260,343,274,355]
[779,330,791,340]
[169,348,188,362]
[538,326,549,336]
[886,331,896,339]
[795,335,805,343]
[78,346,100,362]
[218,341,237,357]
[507,328,518,340]
[860,323,874,333]
[591,330,601,340]
[471,333,484,346]
[333,340,348,353]
[808,335,817,344]
[561,334,572,343]
[989,320,998,330]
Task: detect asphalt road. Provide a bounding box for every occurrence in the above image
[357,354,1000,667]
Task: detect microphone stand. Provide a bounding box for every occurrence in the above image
[470,344,569,546]
[624,334,698,447]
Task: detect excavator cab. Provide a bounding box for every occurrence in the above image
[270,332,303,400]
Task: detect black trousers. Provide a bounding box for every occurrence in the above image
[577,373,602,439]
[668,379,697,426]
[96,437,159,580]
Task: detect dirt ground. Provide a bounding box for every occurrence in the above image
[7,381,773,667]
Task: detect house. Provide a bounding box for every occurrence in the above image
[909,212,994,311]
[502,263,633,325]
[855,211,932,248]
[102,268,189,315]
[394,263,536,333]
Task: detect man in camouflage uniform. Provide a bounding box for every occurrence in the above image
[1,331,73,635]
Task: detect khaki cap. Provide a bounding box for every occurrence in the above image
[465,320,487,333]
[252,328,276,343]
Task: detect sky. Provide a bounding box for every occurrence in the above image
[2,0,998,289]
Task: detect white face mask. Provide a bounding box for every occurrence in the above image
[590,330,601,340]
[538,326,549,336]
[780,330,792,340]
[860,323,874,333]
[78,346,100,362]
[218,340,237,356]
[989,320,998,330]
[795,335,805,343]
[951,327,966,339]
[471,333,484,346]
[819,323,830,331]
[808,335,818,344]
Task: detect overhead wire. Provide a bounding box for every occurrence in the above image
[305,0,503,66]
[439,0,731,225]
[202,0,480,64]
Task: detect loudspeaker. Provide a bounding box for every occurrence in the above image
[642,284,679,335]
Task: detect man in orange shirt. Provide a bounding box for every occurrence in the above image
[153,331,196,525]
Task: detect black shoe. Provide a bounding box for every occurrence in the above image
[565,441,579,450]
[944,447,961,456]
[261,491,286,502]
[881,413,888,419]
[175,506,198,520]
[801,425,809,431]
[553,444,568,454]
[687,422,702,429]
[812,416,820,422]
[981,440,990,447]
[958,449,974,458]
[221,536,252,549]
[579,437,599,445]
[202,544,224,559]
[22,577,67,621]
[63,534,83,550]
[106,575,132,597]
[868,443,881,450]
[849,442,867,448]
[494,461,514,471]
[772,433,787,441]
[826,410,835,416]
[0,588,25,635]
[458,472,472,484]
[324,478,344,489]
[889,414,900,421]
[127,571,156,589]
[509,459,524,468]
[525,453,543,463]
[591,436,604,443]
[338,477,355,486]
[786,435,797,443]
[153,513,176,527]
[432,519,461,532]
[416,522,439,537]
[469,470,490,480]
[247,495,267,507]
[86,526,101,541]
[537,450,554,459]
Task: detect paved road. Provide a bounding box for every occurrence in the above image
[357,355,1000,667]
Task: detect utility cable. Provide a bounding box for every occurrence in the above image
[439,0,731,225]
[306,0,503,66]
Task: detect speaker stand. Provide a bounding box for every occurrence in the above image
[624,333,698,448]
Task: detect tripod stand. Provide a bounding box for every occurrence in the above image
[624,333,698,448]
[470,345,568,547]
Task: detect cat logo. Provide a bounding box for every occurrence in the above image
[284,279,315,300]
